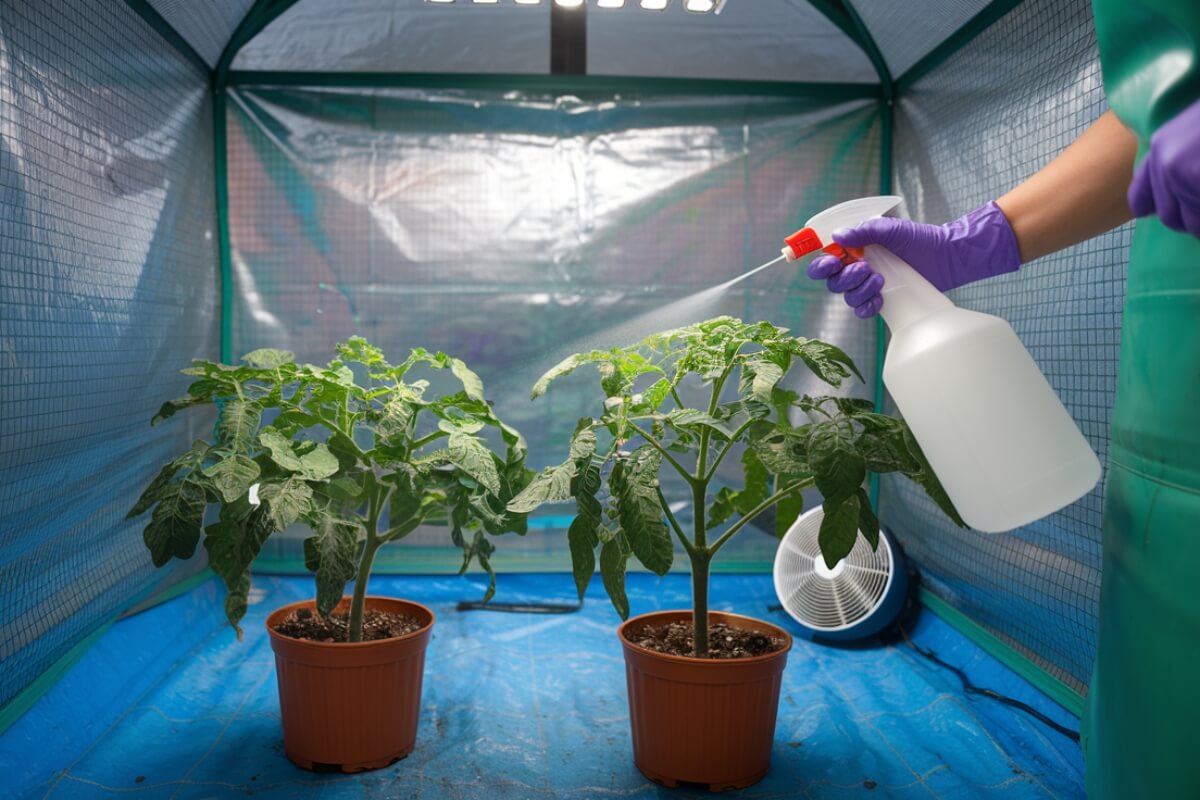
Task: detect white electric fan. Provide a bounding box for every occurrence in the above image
[773,506,909,641]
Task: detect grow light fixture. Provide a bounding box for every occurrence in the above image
[554,0,584,7]
[685,0,714,11]
[597,0,626,7]
[640,0,670,8]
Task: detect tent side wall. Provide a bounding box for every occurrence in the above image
[881,0,1128,706]
[0,0,218,716]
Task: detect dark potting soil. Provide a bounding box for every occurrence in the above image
[630,620,785,659]
[272,607,424,642]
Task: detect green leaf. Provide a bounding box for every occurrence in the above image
[217,400,261,453]
[599,537,630,620]
[776,488,805,540]
[143,479,206,567]
[128,461,182,519]
[567,515,598,601]
[204,504,275,635]
[202,455,261,503]
[448,357,486,403]
[818,494,860,569]
[611,449,673,576]
[749,425,811,475]
[506,461,576,513]
[750,360,785,402]
[151,395,206,425]
[241,348,295,369]
[902,427,968,528]
[738,447,770,513]
[792,340,864,386]
[808,422,865,505]
[303,517,360,617]
[448,433,501,495]
[641,378,674,411]
[258,428,303,472]
[665,409,733,439]
[297,443,340,481]
[258,478,313,530]
[857,488,880,550]
[531,353,586,399]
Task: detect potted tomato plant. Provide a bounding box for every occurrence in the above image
[508,317,963,790]
[128,337,530,772]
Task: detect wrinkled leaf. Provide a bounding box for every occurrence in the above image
[241,348,295,370]
[304,518,360,617]
[448,357,486,403]
[857,488,880,550]
[808,422,865,505]
[259,478,312,530]
[506,462,575,513]
[448,433,501,495]
[143,479,206,567]
[217,400,261,453]
[611,450,672,576]
[203,455,261,503]
[297,443,340,481]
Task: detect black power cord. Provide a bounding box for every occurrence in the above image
[895,622,1081,742]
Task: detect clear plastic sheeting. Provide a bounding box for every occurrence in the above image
[586,0,877,84]
[226,84,881,570]
[0,0,218,711]
[233,0,552,75]
[881,0,1123,696]
[146,0,255,67]
[231,0,876,83]
[852,0,991,77]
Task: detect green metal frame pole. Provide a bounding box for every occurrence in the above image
[212,0,303,362]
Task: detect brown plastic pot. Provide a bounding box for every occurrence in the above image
[618,609,793,792]
[265,595,434,772]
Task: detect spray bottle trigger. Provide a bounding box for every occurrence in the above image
[822,242,865,265]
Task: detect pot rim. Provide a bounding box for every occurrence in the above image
[265,595,435,650]
[617,608,793,665]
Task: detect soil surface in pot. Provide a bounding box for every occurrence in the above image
[272,607,424,642]
[630,621,785,658]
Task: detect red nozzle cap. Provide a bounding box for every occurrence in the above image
[782,227,823,261]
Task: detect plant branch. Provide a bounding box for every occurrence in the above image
[626,422,696,485]
[705,418,754,482]
[670,385,686,410]
[707,478,813,555]
[411,429,448,451]
[657,486,695,556]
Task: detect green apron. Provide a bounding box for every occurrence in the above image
[1087,0,1200,797]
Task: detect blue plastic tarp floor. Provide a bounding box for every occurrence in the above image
[3,573,1084,799]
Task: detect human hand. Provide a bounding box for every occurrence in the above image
[805,201,1021,318]
[1128,99,1200,237]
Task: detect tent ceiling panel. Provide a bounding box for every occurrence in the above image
[147,0,256,67]
[232,0,874,83]
[233,0,552,74]
[588,0,876,83]
[850,0,992,78]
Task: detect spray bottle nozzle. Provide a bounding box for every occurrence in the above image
[781,228,866,264]
[781,227,823,262]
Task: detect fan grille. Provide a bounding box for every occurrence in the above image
[773,509,893,632]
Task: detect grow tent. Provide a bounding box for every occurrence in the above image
[1,0,1120,797]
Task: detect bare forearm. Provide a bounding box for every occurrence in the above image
[996,110,1138,262]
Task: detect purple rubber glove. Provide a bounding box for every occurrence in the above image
[1128,99,1200,237]
[806,201,1022,318]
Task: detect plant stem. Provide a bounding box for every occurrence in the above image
[348,476,384,643]
[707,478,813,556]
[626,422,695,485]
[691,550,711,656]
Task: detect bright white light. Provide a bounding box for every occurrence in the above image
[426,0,455,4]
[554,0,584,7]
[685,0,715,10]
[514,0,541,4]
[472,0,498,3]
[640,0,669,8]
[597,0,626,7]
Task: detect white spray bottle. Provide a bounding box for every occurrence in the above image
[782,196,1101,532]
